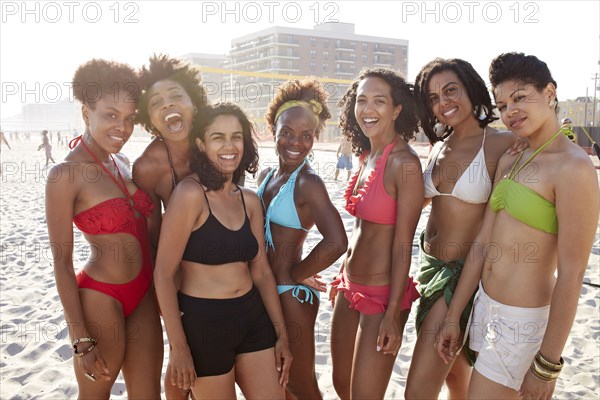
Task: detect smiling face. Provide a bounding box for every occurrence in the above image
[493,80,557,138]
[275,106,317,168]
[427,70,474,128]
[196,114,244,176]
[354,76,402,139]
[82,90,136,153]
[147,79,196,141]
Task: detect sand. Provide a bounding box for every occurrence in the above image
[1,136,598,399]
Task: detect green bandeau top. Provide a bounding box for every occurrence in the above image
[489,129,564,234]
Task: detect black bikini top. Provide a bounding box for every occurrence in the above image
[181,182,259,265]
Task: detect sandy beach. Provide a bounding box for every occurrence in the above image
[1,136,598,399]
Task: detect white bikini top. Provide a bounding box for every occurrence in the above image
[423,128,492,204]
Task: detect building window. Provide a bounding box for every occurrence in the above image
[362,54,368,63]
[363,42,368,51]
[323,51,329,59]
[323,63,328,72]
[350,53,356,60]
[350,41,356,47]
[310,61,316,73]
[310,49,317,59]
[287,47,294,57]
[310,37,316,46]
[336,39,341,47]
[323,39,329,47]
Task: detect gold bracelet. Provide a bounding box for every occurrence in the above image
[536,351,564,371]
[534,358,561,379]
[530,358,560,381]
[530,363,553,381]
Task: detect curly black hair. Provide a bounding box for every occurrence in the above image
[265,79,331,139]
[190,103,259,191]
[338,68,419,156]
[72,59,139,108]
[414,58,497,144]
[137,54,209,134]
[489,53,558,114]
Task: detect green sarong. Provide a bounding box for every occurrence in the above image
[416,232,476,365]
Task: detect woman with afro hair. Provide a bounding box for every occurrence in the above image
[132,54,209,399]
[45,59,163,398]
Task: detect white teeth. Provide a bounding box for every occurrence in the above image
[164,112,182,122]
[287,150,300,155]
[364,118,378,123]
[443,107,457,117]
[109,135,124,142]
[220,154,235,160]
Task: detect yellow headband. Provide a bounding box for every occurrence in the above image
[274,99,323,124]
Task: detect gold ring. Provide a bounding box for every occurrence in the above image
[84,373,96,382]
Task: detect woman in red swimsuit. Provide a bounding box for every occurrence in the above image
[330,68,424,399]
[45,60,163,398]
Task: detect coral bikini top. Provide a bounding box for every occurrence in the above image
[344,138,398,225]
[70,137,154,236]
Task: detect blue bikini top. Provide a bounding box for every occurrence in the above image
[256,160,309,250]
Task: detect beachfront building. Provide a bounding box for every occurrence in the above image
[224,22,409,139]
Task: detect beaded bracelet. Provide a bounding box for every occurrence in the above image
[72,337,97,357]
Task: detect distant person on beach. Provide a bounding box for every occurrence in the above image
[335,135,353,181]
[0,128,11,176]
[0,129,11,149]
[38,130,56,166]
[330,68,423,399]
[45,59,162,398]
[153,103,292,399]
[436,52,599,400]
[405,58,524,400]
[560,117,576,142]
[257,79,347,399]
[132,54,209,400]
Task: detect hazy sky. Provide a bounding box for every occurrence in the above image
[1,0,599,119]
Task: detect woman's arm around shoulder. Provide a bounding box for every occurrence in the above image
[486,127,528,156]
[257,167,273,187]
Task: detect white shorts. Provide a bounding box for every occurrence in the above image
[468,282,550,390]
